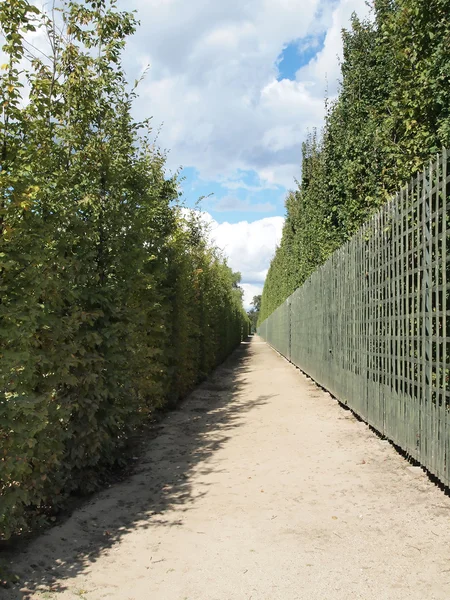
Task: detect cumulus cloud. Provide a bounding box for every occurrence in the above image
[22,0,365,189]
[179,209,283,308]
[296,0,371,99]
[6,0,369,306]
[122,0,364,186]
[9,0,371,193]
[208,215,284,283]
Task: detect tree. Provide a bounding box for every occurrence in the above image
[251,295,262,312]
[247,295,261,333]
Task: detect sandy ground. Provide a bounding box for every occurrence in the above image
[3,336,450,600]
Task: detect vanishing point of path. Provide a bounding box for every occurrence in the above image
[5,337,450,600]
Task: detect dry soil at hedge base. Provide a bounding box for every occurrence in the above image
[5,337,450,600]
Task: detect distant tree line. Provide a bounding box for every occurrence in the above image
[247,295,261,333]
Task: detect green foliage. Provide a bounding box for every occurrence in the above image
[260,133,338,322]
[0,0,249,540]
[260,0,450,323]
[247,295,261,333]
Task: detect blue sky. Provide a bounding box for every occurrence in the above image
[277,35,327,82]
[16,0,369,307]
[180,34,327,224]
[180,167,285,224]
[119,0,369,306]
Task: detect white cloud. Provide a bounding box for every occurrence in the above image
[208,215,284,283]
[241,283,264,310]
[10,0,370,190]
[5,0,369,301]
[122,0,364,187]
[179,209,283,307]
[220,178,278,193]
[296,0,371,98]
[8,0,370,191]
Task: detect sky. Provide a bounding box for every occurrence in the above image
[16,0,370,308]
[118,0,371,307]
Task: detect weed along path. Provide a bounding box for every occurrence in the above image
[5,337,450,600]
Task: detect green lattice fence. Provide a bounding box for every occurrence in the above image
[258,150,450,486]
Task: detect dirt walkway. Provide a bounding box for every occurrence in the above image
[4,337,450,600]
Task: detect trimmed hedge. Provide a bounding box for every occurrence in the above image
[0,0,249,539]
[260,0,450,323]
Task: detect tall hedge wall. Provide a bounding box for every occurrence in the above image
[260,0,450,322]
[0,0,249,539]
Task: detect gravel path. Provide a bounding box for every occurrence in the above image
[4,336,450,600]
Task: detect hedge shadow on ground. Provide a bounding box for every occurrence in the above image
[2,339,271,598]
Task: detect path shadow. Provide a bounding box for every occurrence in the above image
[2,339,272,598]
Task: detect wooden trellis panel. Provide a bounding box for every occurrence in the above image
[259,150,450,486]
